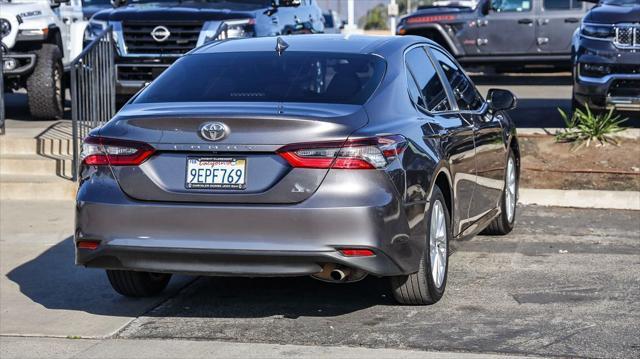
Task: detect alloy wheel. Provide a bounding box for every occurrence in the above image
[429,200,447,288]
[505,156,517,223]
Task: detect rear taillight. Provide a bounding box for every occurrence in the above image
[278,135,407,170]
[82,136,155,166]
[339,248,375,257]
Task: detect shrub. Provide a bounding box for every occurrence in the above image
[555,107,627,150]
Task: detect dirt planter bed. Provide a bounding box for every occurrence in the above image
[519,134,640,191]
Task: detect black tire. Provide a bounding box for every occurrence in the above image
[106,270,171,297]
[26,44,64,120]
[390,186,450,305]
[482,151,517,235]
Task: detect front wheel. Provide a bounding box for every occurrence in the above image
[26,44,64,120]
[390,186,450,305]
[482,151,518,235]
[106,270,171,297]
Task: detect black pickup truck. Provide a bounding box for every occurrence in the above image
[571,0,640,113]
[397,0,590,69]
[84,0,324,98]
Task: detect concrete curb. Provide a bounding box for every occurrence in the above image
[517,128,640,139]
[519,188,640,210]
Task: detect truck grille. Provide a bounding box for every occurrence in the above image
[614,24,640,49]
[122,21,203,56]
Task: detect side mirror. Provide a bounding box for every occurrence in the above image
[487,88,517,111]
[480,0,492,15]
[111,0,127,8]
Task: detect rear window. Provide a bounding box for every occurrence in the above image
[133,52,386,105]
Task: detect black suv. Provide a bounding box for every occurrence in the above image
[84,0,324,98]
[397,0,589,68]
[572,0,640,113]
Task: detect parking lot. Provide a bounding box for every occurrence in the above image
[2,68,639,358]
[1,198,639,358]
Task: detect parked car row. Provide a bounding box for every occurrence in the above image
[397,0,640,113]
[83,0,326,100]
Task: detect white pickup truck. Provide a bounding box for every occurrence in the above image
[1,0,89,119]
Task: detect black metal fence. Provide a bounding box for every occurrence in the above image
[70,26,116,180]
[1,51,5,135]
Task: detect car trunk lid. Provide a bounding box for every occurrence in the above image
[99,102,369,204]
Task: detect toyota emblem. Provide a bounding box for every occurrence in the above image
[150,25,170,42]
[199,122,229,142]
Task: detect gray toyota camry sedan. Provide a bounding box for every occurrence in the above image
[76,34,520,305]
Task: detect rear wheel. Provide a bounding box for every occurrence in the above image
[27,44,64,120]
[390,186,450,305]
[106,270,171,297]
[482,151,517,235]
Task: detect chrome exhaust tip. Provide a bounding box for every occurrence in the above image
[330,268,349,281]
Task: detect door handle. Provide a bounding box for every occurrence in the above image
[518,18,533,25]
[564,17,579,23]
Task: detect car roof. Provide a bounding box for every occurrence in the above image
[190,34,431,57]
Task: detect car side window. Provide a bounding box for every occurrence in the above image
[491,0,532,12]
[543,0,582,10]
[404,47,451,113]
[430,48,484,112]
[406,69,425,109]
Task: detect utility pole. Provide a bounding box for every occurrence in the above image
[344,0,357,33]
[388,0,399,35]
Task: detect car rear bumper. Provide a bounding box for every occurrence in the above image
[75,169,424,277]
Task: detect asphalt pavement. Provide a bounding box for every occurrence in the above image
[472,73,639,127]
[1,200,638,358]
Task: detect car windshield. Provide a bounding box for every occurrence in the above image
[601,0,639,5]
[133,52,387,105]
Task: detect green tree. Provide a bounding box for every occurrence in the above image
[360,0,434,30]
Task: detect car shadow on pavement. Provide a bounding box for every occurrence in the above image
[153,275,394,319]
[6,236,389,318]
[5,236,194,318]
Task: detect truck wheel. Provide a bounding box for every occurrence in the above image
[481,151,517,235]
[390,186,450,305]
[26,44,64,120]
[106,270,171,297]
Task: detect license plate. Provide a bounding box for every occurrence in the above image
[185,157,247,190]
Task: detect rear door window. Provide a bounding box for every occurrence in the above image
[430,48,484,112]
[543,0,582,9]
[404,47,451,113]
[491,0,532,12]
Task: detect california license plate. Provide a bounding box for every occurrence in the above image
[185,157,246,189]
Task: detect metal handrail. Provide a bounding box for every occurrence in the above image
[70,25,116,180]
[1,50,5,135]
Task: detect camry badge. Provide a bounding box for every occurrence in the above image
[151,26,171,42]
[199,122,229,142]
